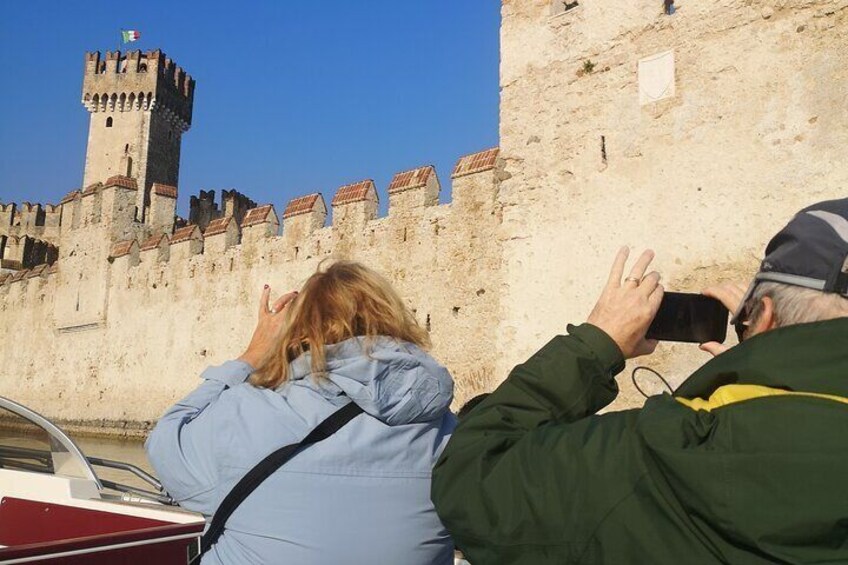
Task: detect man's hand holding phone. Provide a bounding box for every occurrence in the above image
[586,248,749,361]
[699,282,748,356]
[587,247,664,359]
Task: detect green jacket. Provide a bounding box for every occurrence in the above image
[432,319,848,564]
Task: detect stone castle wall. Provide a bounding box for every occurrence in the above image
[0,202,61,244]
[496,0,847,408]
[1,0,846,433]
[0,203,60,271]
[0,156,503,435]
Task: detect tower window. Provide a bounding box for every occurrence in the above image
[551,0,579,15]
[124,143,129,153]
[106,117,113,127]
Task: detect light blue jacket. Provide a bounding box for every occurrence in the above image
[146,337,456,565]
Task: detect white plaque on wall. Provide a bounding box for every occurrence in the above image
[638,50,676,105]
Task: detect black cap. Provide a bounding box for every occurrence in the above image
[732,198,848,323]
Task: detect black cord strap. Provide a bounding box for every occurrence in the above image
[631,366,673,398]
[191,402,364,562]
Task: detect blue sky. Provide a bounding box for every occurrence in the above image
[0,1,500,217]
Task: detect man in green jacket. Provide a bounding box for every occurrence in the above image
[432,198,848,564]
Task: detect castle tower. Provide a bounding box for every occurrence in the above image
[81,49,194,225]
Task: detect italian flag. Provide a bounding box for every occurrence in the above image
[121,30,141,43]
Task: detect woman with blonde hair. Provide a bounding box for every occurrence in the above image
[146,261,456,564]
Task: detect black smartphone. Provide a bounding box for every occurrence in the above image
[646,292,728,343]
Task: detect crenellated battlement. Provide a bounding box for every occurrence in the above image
[332,180,378,206]
[3,148,502,283]
[283,194,325,219]
[0,234,58,271]
[60,190,80,204]
[64,145,509,420]
[108,239,139,265]
[2,147,505,388]
[188,189,257,232]
[82,49,194,130]
[388,165,437,194]
[6,42,512,422]
[0,260,57,300]
[388,165,440,213]
[451,147,499,178]
[80,48,194,213]
[0,200,62,246]
[0,201,61,228]
[97,147,502,278]
[0,203,15,228]
[55,175,143,242]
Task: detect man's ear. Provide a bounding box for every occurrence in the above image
[750,295,778,335]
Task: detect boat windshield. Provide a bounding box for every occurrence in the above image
[0,398,99,484]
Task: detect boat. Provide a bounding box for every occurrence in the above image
[0,396,205,564]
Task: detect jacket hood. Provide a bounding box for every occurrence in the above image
[284,336,454,425]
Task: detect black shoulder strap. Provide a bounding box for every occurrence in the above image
[191,402,364,562]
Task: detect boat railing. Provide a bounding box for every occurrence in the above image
[0,397,101,485]
[86,455,163,491]
[86,455,175,505]
[0,444,51,469]
[0,396,176,506]
[0,443,176,505]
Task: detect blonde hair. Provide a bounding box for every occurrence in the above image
[251,261,430,389]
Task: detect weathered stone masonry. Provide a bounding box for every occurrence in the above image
[2,0,847,433]
[0,147,504,436]
[496,0,847,408]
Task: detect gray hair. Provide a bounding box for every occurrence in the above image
[750,281,848,327]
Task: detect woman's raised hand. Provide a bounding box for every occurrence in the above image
[586,247,664,359]
[238,286,298,369]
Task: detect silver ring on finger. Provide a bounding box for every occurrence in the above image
[624,277,641,285]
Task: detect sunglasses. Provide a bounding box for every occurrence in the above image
[733,298,757,343]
